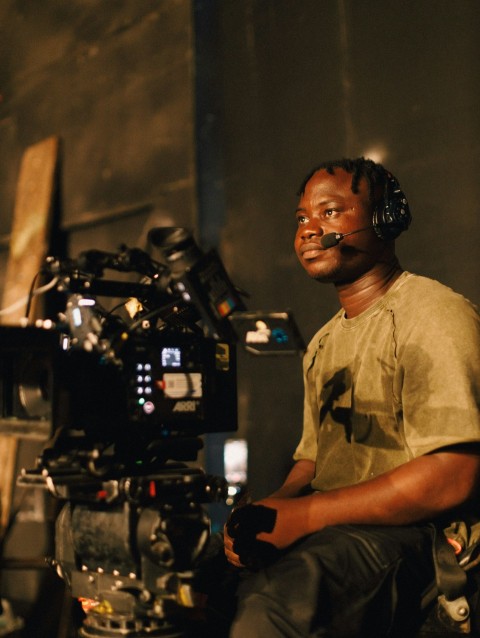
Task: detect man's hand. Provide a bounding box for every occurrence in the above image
[253,496,310,548]
[224,502,281,570]
[224,523,244,568]
[223,496,312,569]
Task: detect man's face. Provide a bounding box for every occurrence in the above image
[294,168,388,284]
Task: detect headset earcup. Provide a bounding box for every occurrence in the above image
[372,174,412,241]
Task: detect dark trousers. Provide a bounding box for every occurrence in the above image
[195,524,436,638]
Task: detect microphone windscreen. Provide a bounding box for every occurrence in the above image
[320,233,341,249]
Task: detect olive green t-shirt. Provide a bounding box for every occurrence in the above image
[294,272,480,491]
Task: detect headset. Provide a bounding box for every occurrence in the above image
[319,167,413,250]
[372,171,412,241]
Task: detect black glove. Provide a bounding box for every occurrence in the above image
[226,504,281,571]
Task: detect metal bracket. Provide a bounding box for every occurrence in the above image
[438,594,471,633]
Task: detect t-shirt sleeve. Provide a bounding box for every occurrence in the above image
[398,295,480,456]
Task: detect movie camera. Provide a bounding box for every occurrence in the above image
[2,227,246,637]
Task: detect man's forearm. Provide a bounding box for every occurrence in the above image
[250,449,480,550]
[304,450,480,533]
[269,459,315,498]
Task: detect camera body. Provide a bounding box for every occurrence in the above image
[60,327,237,440]
[2,228,245,636]
[0,228,244,474]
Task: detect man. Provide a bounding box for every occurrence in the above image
[222,158,480,637]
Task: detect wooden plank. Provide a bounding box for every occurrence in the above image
[0,135,59,530]
[1,136,59,324]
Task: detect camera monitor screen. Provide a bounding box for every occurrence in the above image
[229,311,305,356]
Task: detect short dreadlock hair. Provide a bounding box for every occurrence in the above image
[297,157,392,207]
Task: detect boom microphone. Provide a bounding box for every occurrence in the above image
[320,226,374,249]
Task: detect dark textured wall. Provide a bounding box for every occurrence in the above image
[0,0,197,267]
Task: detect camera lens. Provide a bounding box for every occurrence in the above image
[148,227,203,273]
